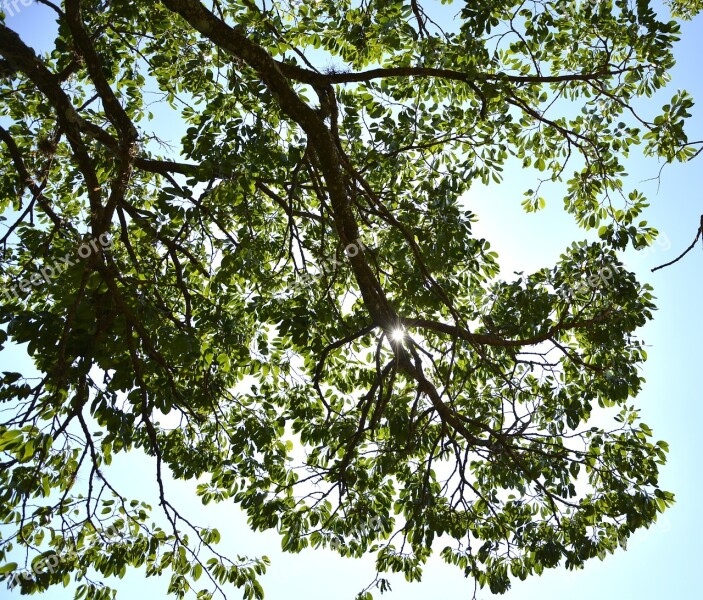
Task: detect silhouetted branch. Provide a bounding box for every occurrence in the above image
[651,214,703,272]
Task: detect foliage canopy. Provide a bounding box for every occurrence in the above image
[1,1,700,598]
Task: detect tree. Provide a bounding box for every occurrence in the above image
[0,1,700,598]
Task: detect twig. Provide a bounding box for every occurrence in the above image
[651,215,703,272]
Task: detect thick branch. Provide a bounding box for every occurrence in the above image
[400,309,615,348]
[0,22,103,226]
[160,0,400,330]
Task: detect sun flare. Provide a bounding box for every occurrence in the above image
[390,328,406,342]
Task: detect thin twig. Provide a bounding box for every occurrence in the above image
[651,215,703,272]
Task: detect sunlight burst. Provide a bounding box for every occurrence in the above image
[390,328,406,342]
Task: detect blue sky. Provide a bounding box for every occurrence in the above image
[2,2,702,599]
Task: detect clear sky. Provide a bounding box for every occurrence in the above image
[2,2,702,599]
